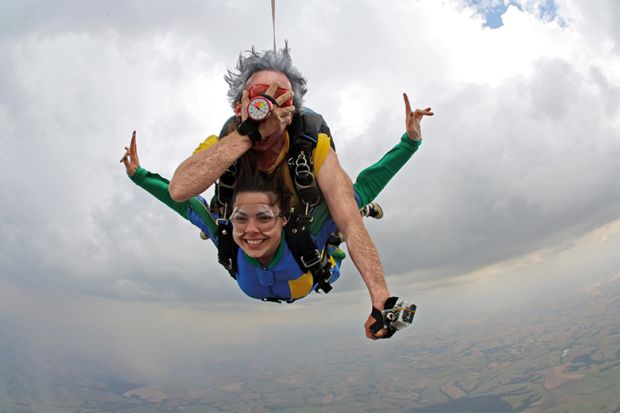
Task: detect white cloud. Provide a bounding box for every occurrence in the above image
[0,0,618,307]
[1,3,620,404]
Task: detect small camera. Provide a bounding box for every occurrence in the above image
[382,300,417,331]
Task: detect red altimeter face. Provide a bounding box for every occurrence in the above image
[247,96,273,121]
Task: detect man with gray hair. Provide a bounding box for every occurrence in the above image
[168,45,393,340]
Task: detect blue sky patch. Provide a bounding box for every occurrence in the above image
[466,0,560,29]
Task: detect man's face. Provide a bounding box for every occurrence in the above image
[246,70,293,97]
[237,70,295,151]
[235,70,293,117]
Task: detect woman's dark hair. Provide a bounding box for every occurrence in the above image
[232,158,290,215]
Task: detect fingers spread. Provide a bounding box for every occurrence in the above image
[276,90,293,107]
[266,82,278,97]
[403,93,411,115]
[130,131,137,154]
[414,108,434,117]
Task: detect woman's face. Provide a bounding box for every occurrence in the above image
[231,191,287,266]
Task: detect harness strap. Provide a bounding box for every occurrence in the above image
[216,220,238,279]
[282,111,339,294]
[288,136,322,208]
[215,161,237,216]
[284,222,333,294]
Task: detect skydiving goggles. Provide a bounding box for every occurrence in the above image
[247,83,293,107]
[230,204,285,232]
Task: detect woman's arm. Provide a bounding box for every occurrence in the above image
[122,131,190,218]
[130,166,191,219]
[354,93,433,206]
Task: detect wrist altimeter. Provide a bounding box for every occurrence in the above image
[237,95,278,145]
[247,95,277,121]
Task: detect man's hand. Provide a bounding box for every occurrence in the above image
[120,131,139,177]
[403,93,433,141]
[240,83,295,140]
[365,311,387,340]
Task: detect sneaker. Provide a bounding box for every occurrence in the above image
[360,202,384,219]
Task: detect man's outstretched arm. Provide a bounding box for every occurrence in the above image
[317,149,390,340]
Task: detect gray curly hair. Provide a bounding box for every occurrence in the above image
[225,43,307,111]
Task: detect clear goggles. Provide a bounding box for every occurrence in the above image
[230,204,284,231]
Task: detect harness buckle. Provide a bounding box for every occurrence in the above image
[300,249,321,269]
[216,204,229,223]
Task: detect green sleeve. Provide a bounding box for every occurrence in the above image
[353,133,421,206]
[129,165,190,219]
[309,133,421,234]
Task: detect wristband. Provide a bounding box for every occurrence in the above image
[236,118,263,145]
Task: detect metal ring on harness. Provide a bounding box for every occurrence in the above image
[294,172,318,190]
[290,151,321,207]
[294,153,311,168]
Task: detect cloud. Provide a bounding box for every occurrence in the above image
[363,56,620,279]
[0,0,618,306]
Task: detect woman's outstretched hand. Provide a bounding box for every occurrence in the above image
[403,93,434,141]
[120,130,140,177]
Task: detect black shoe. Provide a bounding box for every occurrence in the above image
[361,202,384,219]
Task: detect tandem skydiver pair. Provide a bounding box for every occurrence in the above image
[121,45,433,339]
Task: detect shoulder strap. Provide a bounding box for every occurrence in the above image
[287,112,324,209]
[217,220,238,279]
[284,110,341,294]
[291,108,335,150]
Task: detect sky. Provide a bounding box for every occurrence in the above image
[1,0,620,383]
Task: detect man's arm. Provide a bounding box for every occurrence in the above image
[169,132,252,201]
[169,86,295,202]
[316,149,390,339]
